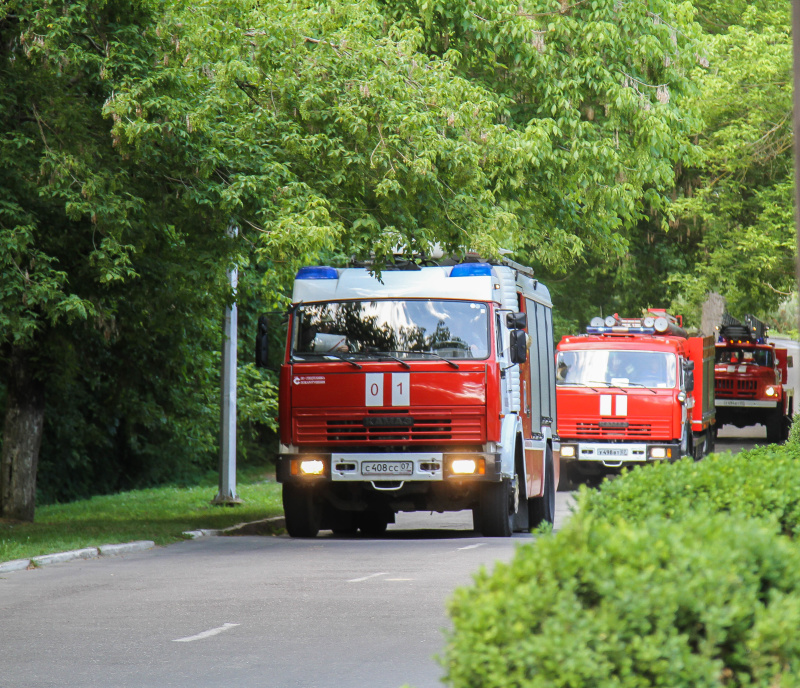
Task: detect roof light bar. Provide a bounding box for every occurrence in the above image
[449,263,493,277]
[296,266,338,280]
[586,326,657,335]
[586,310,686,336]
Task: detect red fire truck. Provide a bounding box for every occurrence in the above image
[714,314,793,443]
[255,259,559,537]
[555,310,715,486]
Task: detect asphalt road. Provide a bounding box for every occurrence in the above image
[0,422,767,688]
[0,495,576,688]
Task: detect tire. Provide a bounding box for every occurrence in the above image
[692,432,704,461]
[766,408,783,444]
[682,422,694,460]
[282,482,321,538]
[357,511,389,537]
[476,477,515,537]
[329,508,358,536]
[557,462,578,492]
[705,429,715,456]
[529,446,555,529]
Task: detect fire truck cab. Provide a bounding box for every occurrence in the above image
[256,259,558,538]
[556,311,715,486]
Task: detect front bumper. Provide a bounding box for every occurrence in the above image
[560,441,681,467]
[716,399,777,408]
[276,452,502,483]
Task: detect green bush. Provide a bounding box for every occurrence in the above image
[787,413,800,448]
[443,513,800,688]
[575,444,800,537]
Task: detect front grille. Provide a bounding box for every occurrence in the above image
[294,407,485,444]
[560,417,671,440]
[323,417,454,442]
[715,378,757,399]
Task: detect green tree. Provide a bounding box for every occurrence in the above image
[669,1,796,320]
[0,0,233,519]
[388,0,706,270]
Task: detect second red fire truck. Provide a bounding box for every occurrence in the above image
[555,310,715,486]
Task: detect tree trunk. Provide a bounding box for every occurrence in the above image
[701,292,726,340]
[1,347,45,522]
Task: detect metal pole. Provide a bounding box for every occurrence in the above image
[793,0,800,334]
[213,224,242,505]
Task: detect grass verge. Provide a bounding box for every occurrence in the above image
[0,468,283,563]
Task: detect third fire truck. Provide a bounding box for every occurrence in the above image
[714,314,793,443]
[555,310,715,486]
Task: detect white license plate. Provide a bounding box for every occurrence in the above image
[362,461,413,476]
[597,448,627,457]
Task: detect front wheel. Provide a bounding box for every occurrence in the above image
[357,510,390,537]
[282,483,321,538]
[529,446,555,529]
[766,408,783,444]
[475,477,516,537]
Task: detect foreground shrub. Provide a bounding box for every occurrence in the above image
[443,513,800,688]
[576,443,800,536]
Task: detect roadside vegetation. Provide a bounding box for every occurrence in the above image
[0,467,282,563]
[442,430,800,687]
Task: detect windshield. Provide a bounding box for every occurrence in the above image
[715,347,773,367]
[291,300,490,360]
[556,349,677,389]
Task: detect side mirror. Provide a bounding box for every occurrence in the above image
[685,369,694,393]
[788,356,794,368]
[506,312,527,330]
[255,314,270,368]
[509,330,527,364]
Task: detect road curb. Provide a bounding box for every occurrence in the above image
[1,514,286,574]
[183,515,285,539]
[0,540,155,575]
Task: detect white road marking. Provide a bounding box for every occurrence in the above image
[385,578,413,581]
[172,623,240,643]
[347,572,389,583]
[457,543,486,551]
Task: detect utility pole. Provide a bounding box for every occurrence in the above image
[213,224,242,505]
[793,0,800,333]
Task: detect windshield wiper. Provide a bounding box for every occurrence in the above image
[292,352,362,369]
[587,380,627,393]
[383,349,460,370]
[344,351,411,369]
[323,353,363,369]
[621,381,658,394]
[381,354,411,369]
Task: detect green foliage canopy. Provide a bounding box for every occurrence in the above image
[671,1,796,317]
[107,0,705,282]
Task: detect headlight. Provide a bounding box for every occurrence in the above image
[650,447,671,459]
[561,445,576,458]
[765,386,777,397]
[677,391,686,403]
[293,459,325,475]
[450,458,485,475]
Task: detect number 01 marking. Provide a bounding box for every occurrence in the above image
[365,373,409,407]
[365,373,383,407]
[392,373,410,406]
